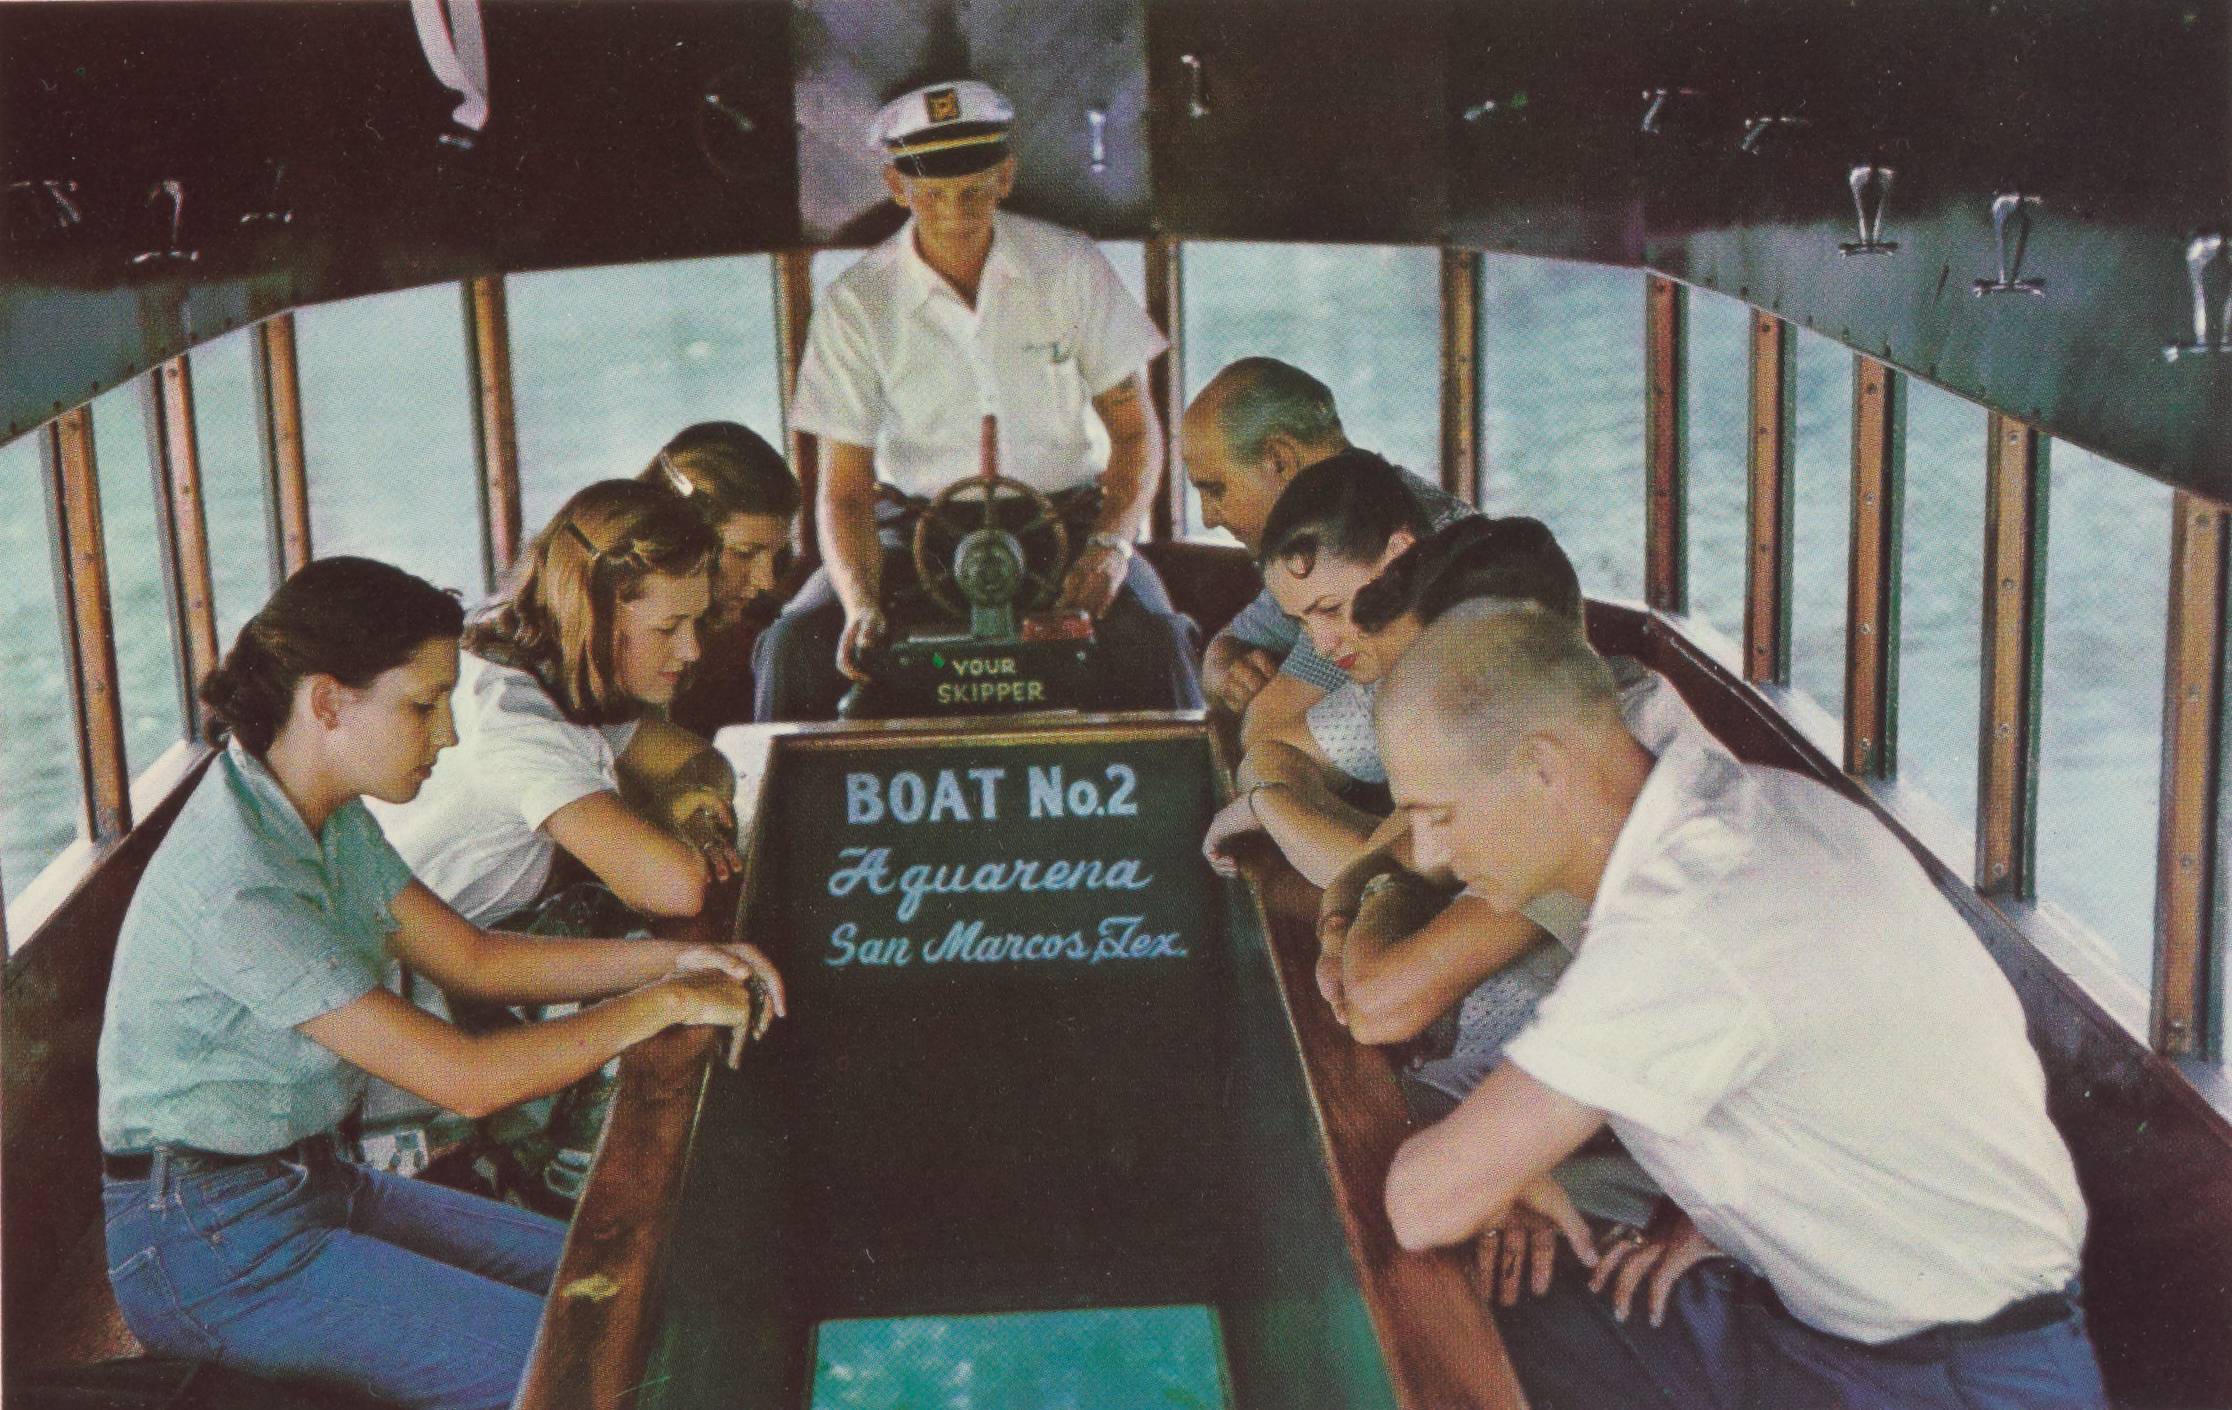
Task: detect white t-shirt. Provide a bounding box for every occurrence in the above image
[1502,684,2087,1344]
[789,211,1168,498]
[371,653,639,927]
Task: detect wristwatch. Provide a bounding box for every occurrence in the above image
[1083,531,1135,564]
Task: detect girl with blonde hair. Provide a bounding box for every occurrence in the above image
[373,480,743,1204]
[378,479,735,927]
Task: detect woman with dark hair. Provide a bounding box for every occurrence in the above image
[1210,511,1580,887]
[97,556,782,1410]
[640,421,801,734]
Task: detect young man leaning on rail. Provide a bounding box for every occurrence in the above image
[1375,602,2105,1410]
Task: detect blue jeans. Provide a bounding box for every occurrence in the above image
[103,1143,567,1410]
[1497,1255,2109,1410]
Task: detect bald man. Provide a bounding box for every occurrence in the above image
[1375,604,2102,1410]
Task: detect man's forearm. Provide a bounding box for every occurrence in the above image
[1386,1064,1608,1251]
[1090,374,1160,542]
[1094,429,1156,540]
[819,493,884,618]
[1344,895,1547,1045]
[1253,785,1379,889]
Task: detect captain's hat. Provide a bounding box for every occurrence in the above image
[872,80,1015,179]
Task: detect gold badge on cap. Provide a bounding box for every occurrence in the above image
[924,87,962,124]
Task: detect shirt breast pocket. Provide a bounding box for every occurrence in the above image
[889,333,982,428]
[1013,337,1086,424]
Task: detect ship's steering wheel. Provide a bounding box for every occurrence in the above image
[912,474,1071,620]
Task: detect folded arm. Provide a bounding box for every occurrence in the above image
[1239,670,1326,750]
[1343,891,1554,1045]
[1385,1062,1608,1252]
[1234,736,1382,888]
[543,790,711,919]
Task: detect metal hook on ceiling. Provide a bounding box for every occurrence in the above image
[130,180,199,269]
[1738,113,1808,155]
[1179,54,1210,120]
[6,178,82,233]
[239,162,292,227]
[1640,87,1702,136]
[2163,231,2228,362]
[410,0,491,143]
[1838,165,1899,257]
[1974,192,2046,298]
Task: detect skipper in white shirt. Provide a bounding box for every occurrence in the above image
[757,79,1202,720]
[1377,603,2103,1410]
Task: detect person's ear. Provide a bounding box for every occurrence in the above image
[994,156,1019,199]
[1515,732,1568,799]
[303,674,346,732]
[1379,528,1417,568]
[1260,433,1306,485]
[881,165,911,207]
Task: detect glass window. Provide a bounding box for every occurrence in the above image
[812,1306,1227,1410]
[0,432,83,912]
[1100,241,1146,304]
[297,285,482,599]
[1184,242,1440,542]
[509,257,786,539]
[1480,255,1646,601]
[90,382,189,777]
[189,330,277,651]
[1898,380,1989,836]
[1786,332,1854,719]
[2035,443,2171,986]
[811,247,858,296]
[1682,290,1751,645]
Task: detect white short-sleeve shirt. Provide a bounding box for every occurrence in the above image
[370,653,639,927]
[788,211,1167,499]
[1502,685,2087,1344]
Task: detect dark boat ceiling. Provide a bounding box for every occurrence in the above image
[4,0,2228,497]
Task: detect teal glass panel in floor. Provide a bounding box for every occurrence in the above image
[812,1306,1229,1410]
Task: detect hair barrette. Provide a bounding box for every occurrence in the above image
[564,521,603,558]
[657,451,695,499]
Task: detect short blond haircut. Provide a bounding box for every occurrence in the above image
[1378,599,1618,766]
